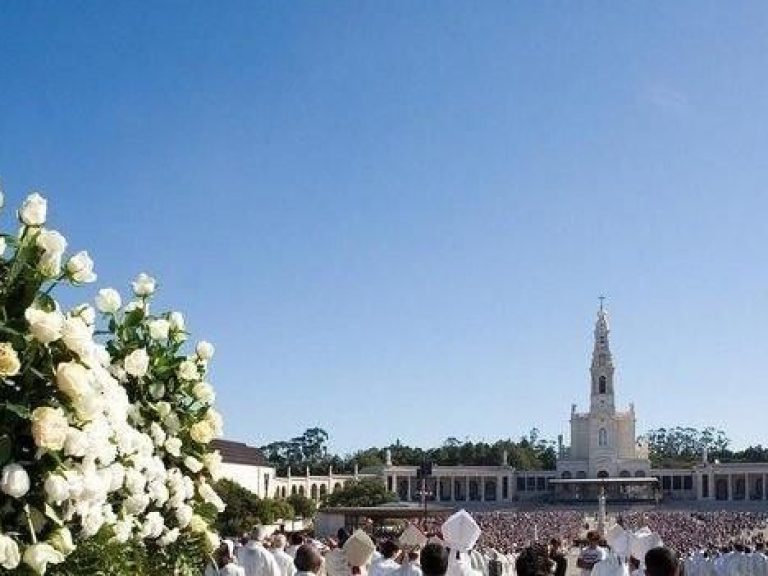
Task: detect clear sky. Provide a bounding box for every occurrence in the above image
[1,2,768,455]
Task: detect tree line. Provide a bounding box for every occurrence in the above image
[260,427,557,475]
[261,426,768,473]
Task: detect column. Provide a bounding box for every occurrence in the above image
[728,474,733,501]
[465,476,470,501]
[434,476,440,501]
[763,474,766,500]
[480,476,485,501]
[450,476,455,501]
[392,474,398,497]
[709,472,715,500]
[496,473,502,501]
[407,476,412,501]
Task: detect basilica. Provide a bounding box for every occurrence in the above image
[218,304,768,505]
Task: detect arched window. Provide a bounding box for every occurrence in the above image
[599,428,608,447]
[599,376,607,394]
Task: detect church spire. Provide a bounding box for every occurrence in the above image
[590,297,615,412]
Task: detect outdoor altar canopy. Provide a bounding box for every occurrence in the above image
[549,477,659,502]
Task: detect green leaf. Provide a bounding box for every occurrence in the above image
[0,436,11,466]
[3,402,31,419]
[44,503,63,526]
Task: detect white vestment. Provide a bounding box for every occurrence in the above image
[274,548,298,576]
[238,541,282,576]
[369,558,400,576]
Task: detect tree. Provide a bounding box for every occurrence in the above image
[323,478,397,508]
[646,426,731,467]
[215,479,295,534]
[287,493,318,518]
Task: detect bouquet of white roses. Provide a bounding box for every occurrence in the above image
[0,190,225,575]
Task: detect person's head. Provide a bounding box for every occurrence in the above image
[645,547,679,576]
[549,538,561,553]
[290,533,305,547]
[586,531,600,547]
[295,544,324,574]
[252,525,269,542]
[273,534,288,550]
[337,528,350,546]
[380,540,400,560]
[420,543,449,576]
[407,551,419,562]
[216,541,235,567]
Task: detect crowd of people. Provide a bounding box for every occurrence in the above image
[203,509,768,575]
[618,511,768,555]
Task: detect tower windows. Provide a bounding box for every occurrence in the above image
[598,428,608,447]
[599,376,606,394]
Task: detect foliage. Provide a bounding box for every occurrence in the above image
[215,479,296,536]
[262,427,558,476]
[646,426,730,467]
[286,493,316,518]
[323,478,396,508]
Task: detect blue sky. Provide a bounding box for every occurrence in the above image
[2,2,768,454]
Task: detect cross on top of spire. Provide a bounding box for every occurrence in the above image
[598,295,606,311]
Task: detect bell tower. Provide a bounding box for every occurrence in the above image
[590,297,615,413]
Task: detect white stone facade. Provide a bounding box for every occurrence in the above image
[556,304,651,479]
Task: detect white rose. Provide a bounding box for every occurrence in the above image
[196,340,215,361]
[0,534,20,570]
[49,527,76,555]
[112,518,133,543]
[82,508,105,537]
[131,273,156,297]
[123,348,149,377]
[30,407,68,451]
[149,422,166,447]
[177,358,198,381]
[188,514,207,533]
[107,463,125,492]
[0,464,29,498]
[148,318,170,340]
[198,481,226,512]
[123,494,150,516]
[192,381,215,404]
[19,192,47,226]
[183,456,203,473]
[203,450,223,481]
[163,412,181,435]
[44,474,70,504]
[23,543,65,575]
[0,342,21,377]
[164,437,182,457]
[55,361,91,400]
[204,530,220,552]
[139,511,165,539]
[158,527,180,546]
[155,401,171,419]
[35,229,67,277]
[205,408,223,436]
[169,311,185,332]
[61,316,93,357]
[66,251,97,283]
[72,303,96,325]
[189,421,214,444]
[25,307,64,344]
[175,504,194,528]
[95,288,121,313]
[63,428,88,457]
[0,237,5,257]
